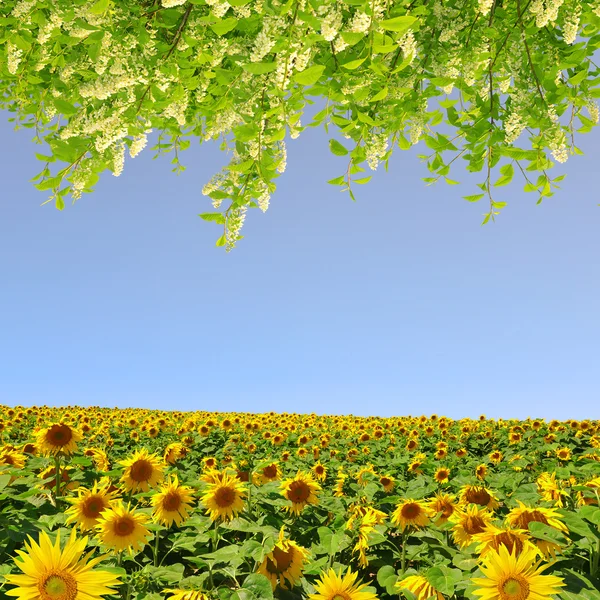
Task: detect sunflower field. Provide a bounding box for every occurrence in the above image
[0,407,599,600]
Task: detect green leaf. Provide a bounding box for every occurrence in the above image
[215,235,227,247]
[378,16,418,34]
[210,18,238,36]
[294,65,325,86]
[242,62,277,74]
[494,163,514,187]
[341,58,366,70]
[426,566,463,595]
[329,139,349,156]
[89,0,109,14]
[199,213,226,224]
[53,98,78,116]
[234,574,273,600]
[464,194,484,202]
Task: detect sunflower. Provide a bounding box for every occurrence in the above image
[280,472,321,515]
[165,590,209,600]
[476,464,488,480]
[396,575,443,600]
[65,482,119,531]
[391,499,431,531]
[472,545,564,600]
[312,462,327,482]
[0,446,26,470]
[555,447,571,461]
[505,502,569,558]
[255,462,281,485]
[257,527,309,590]
[36,423,82,456]
[379,474,395,493]
[151,475,195,527]
[435,467,451,484]
[536,472,569,507]
[4,528,121,600]
[119,449,164,493]
[489,451,503,464]
[451,504,494,548]
[201,471,246,521]
[164,442,186,465]
[473,524,538,557]
[308,568,378,600]
[460,485,500,510]
[96,501,152,553]
[428,492,457,525]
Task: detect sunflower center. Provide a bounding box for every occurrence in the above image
[440,503,454,517]
[501,576,530,600]
[495,533,523,555]
[288,481,310,503]
[401,503,422,520]
[114,516,136,537]
[266,546,294,573]
[381,478,391,486]
[464,516,486,534]
[40,573,77,600]
[214,486,236,508]
[47,425,73,447]
[129,460,153,482]
[331,595,350,600]
[261,465,277,479]
[82,496,105,519]
[466,488,491,506]
[515,511,548,529]
[163,491,182,512]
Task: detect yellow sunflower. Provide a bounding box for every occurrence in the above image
[312,462,327,482]
[391,499,431,531]
[4,528,121,600]
[451,504,494,548]
[118,448,164,493]
[65,481,119,531]
[472,545,564,600]
[280,472,321,515]
[308,568,378,600]
[460,485,500,510]
[163,442,186,465]
[428,492,457,525]
[472,524,538,558]
[151,475,195,527]
[396,575,444,600]
[96,501,152,553]
[255,462,281,485]
[165,590,209,600]
[201,471,246,521]
[476,464,488,480]
[435,467,451,484]
[257,527,310,590]
[36,423,82,456]
[379,474,395,493]
[0,446,26,470]
[505,502,569,558]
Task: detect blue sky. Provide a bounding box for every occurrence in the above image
[0,109,598,420]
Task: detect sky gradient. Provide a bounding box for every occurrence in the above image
[1,110,599,420]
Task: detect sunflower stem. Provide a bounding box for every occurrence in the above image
[153,529,161,567]
[591,535,600,577]
[54,455,61,501]
[401,530,407,574]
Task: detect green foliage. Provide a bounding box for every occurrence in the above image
[0,0,599,249]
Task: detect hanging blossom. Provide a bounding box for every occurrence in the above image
[478,0,494,16]
[562,1,581,44]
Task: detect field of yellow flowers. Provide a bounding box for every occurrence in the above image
[0,407,599,600]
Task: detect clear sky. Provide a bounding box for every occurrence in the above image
[1,108,598,421]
